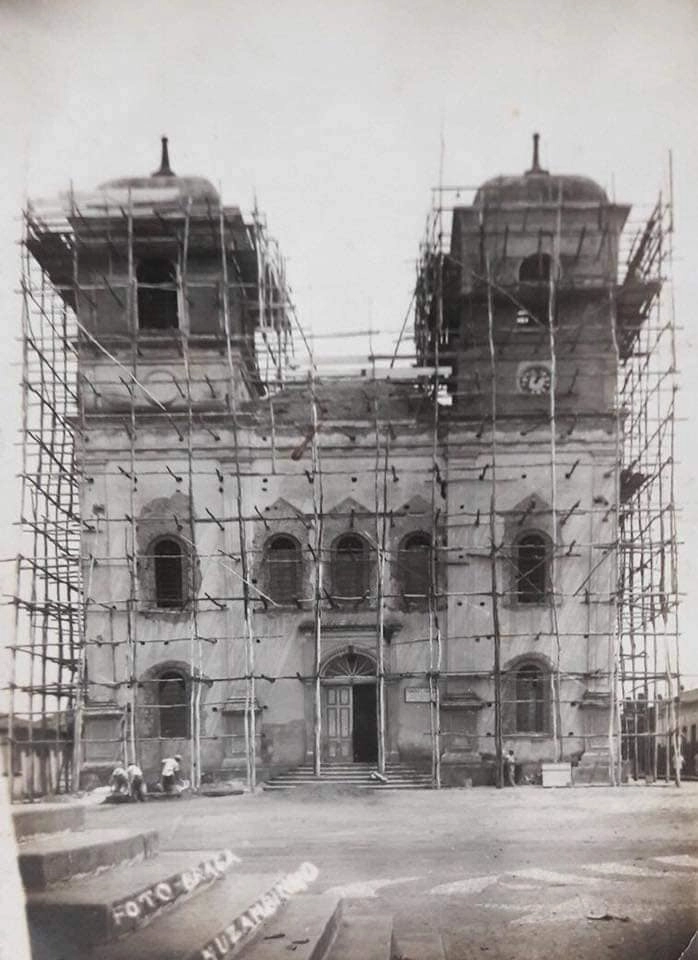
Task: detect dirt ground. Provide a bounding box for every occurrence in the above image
[88,781,698,959]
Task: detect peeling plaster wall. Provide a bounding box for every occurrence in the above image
[80,383,617,781]
[80,414,442,780]
[445,427,617,763]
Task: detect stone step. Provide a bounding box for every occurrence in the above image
[270,770,432,778]
[19,827,159,891]
[285,764,426,771]
[264,788,431,794]
[13,803,86,841]
[265,776,432,783]
[238,894,341,959]
[26,849,239,953]
[265,764,432,790]
[272,771,431,783]
[325,906,393,960]
[263,780,432,791]
[392,931,447,960]
[77,867,321,960]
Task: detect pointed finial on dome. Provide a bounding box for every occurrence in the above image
[152,136,175,177]
[526,132,548,175]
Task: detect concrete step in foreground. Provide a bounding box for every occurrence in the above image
[19,826,159,890]
[324,903,394,960]
[237,894,341,960]
[13,803,86,841]
[27,848,238,953]
[78,871,323,960]
[392,931,447,960]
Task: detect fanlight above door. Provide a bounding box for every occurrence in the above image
[322,651,375,678]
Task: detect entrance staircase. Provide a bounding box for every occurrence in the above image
[263,761,433,791]
[13,801,419,959]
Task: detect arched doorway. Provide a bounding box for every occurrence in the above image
[321,650,377,764]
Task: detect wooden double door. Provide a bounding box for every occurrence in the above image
[323,682,377,763]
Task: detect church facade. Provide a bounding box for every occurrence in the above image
[28,138,630,788]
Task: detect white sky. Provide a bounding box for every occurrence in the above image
[0,0,696,684]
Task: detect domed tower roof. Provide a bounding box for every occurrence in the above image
[98,137,220,204]
[474,134,608,206]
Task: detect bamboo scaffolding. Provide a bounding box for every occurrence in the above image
[220,204,257,790]
[372,347,389,775]
[485,258,503,789]
[10,162,681,798]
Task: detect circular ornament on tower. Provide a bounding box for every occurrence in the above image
[517,363,552,395]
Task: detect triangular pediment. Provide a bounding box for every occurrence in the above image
[503,491,558,543]
[509,492,551,518]
[262,497,305,520]
[327,496,372,519]
[394,494,431,520]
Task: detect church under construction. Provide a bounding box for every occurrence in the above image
[7,135,681,795]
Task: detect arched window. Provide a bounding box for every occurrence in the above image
[137,258,178,330]
[158,670,188,739]
[332,534,370,600]
[515,663,548,733]
[519,252,552,284]
[266,535,302,604]
[399,532,431,600]
[515,532,550,604]
[152,537,185,608]
[517,253,554,327]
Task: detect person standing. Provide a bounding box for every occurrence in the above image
[503,749,517,786]
[160,754,182,794]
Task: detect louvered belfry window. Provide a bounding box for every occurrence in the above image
[332,534,370,600]
[267,535,301,604]
[517,253,554,327]
[137,258,179,330]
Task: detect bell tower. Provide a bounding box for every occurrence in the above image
[70,136,264,417]
[426,136,632,784]
[25,139,289,787]
[444,133,629,422]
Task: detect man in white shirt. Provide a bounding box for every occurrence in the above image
[127,762,146,801]
[110,764,129,796]
[161,754,182,793]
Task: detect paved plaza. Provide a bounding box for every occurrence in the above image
[86,783,698,959]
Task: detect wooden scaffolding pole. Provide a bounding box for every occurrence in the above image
[309,368,324,776]
[219,206,256,790]
[124,189,138,769]
[547,188,564,765]
[72,555,94,791]
[485,258,504,789]
[427,207,443,790]
[608,271,624,787]
[180,199,203,790]
[373,355,389,775]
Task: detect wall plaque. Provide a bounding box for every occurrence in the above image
[404,687,431,703]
